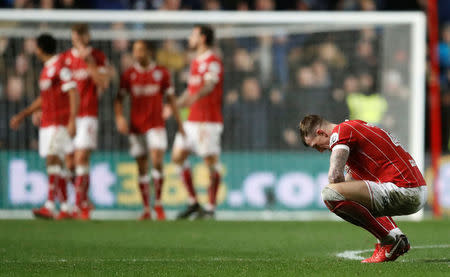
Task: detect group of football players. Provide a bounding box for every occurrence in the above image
[10,24,224,221]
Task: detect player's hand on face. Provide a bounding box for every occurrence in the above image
[116,115,129,135]
[9,115,23,130]
[67,120,76,137]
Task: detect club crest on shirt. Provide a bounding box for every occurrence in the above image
[330,132,338,147]
[47,67,55,78]
[198,62,207,73]
[152,70,162,81]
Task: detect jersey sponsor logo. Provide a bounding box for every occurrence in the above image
[188,75,202,86]
[330,132,338,147]
[72,69,89,80]
[39,79,52,91]
[131,84,161,96]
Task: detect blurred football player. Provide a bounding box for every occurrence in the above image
[299,115,427,263]
[173,25,224,219]
[10,33,78,220]
[62,24,110,220]
[114,40,185,220]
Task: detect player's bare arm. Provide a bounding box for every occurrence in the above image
[328,148,349,184]
[113,92,129,135]
[168,93,186,136]
[176,89,189,108]
[10,96,42,130]
[67,88,79,137]
[185,79,216,106]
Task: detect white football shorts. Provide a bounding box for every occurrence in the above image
[173,121,223,157]
[73,116,98,150]
[364,180,427,217]
[39,126,74,159]
[129,128,167,158]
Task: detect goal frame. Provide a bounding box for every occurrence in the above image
[0,10,427,220]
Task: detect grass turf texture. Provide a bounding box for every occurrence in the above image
[0,220,449,276]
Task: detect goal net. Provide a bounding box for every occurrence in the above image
[0,10,426,219]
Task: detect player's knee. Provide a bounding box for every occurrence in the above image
[321,186,346,202]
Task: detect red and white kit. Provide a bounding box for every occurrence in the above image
[329,120,427,216]
[119,63,174,157]
[39,54,76,158]
[174,50,224,157]
[63,47,107,149]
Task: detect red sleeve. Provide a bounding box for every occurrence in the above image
[329,123,357,152]
[162,68,174,95]
[119,70,130,96]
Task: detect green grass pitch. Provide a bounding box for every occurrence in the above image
[0,220,449,276]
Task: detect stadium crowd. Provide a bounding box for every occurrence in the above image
[0,0,449,153]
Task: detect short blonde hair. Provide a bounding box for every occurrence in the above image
[298,114,325,146]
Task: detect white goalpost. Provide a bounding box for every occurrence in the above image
[0,10,426,220]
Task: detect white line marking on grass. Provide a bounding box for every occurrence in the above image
[336,244,450,261]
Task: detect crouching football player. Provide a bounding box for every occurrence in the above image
[10,33,78,219]
[299,115,427,263]
[114,40,184,220]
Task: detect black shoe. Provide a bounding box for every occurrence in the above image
[196,209,215,220]
[177,203,202,219]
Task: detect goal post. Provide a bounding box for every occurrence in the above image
[0,10,427,220]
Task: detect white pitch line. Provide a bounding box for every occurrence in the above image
[336,244,450,260]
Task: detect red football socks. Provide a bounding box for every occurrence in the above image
[182,166,197,203]
[325,200,390,240]
[139,176,150,209]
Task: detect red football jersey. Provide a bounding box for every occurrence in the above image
[329,120,426,188]
[119,63,174,134]
[187,50,223,123]
[39,55,77,127]
[62,47,107,117]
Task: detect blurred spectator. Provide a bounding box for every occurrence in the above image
[352,40,377,75]
[236,0,249,11]
[266,87,286,149]
[156,40,186,71]
[382,69,409,143]
[228,48,256,90]
[224,77,268,150]
[14,0,34,8]
[344,74,387,125]
[255,0,275,10]
[0,76,34,149]
[159,0,181,10]
[439,23,450,76]
[359,0,376,11]
[40,0,54,9]
[202,0,221,10]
